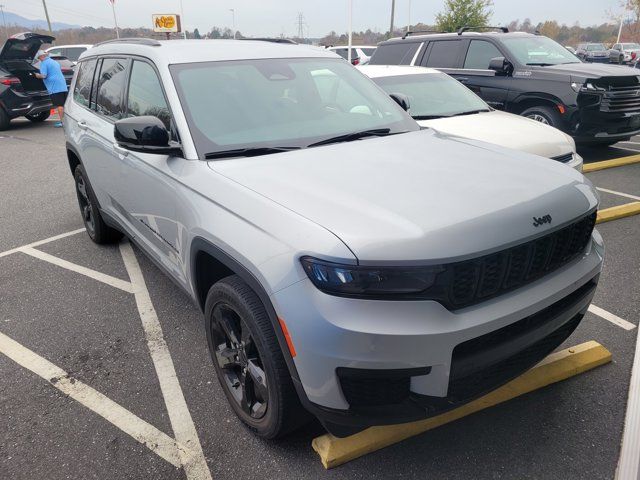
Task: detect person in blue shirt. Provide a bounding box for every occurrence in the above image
[34,50,68,127]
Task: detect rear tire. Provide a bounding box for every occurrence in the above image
[73,164,122,244]
[521,105,562,129]
[0,109,10,131]
[205,275,309,439]
[25,111,50,122]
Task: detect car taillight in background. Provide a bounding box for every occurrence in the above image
[0,76,21,86]
[61,68,74,75]
[351,57,360,65]
[632,52,637,60]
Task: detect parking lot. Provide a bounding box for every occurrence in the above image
[0,117,639,479]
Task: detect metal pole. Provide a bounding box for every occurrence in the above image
[111,1,120,38]
[407,0,411,32]
[179,0,186,39]
[389,0,395,37]
[41,0,53,36]
[347,0,352,63]
[617,15,624,43]
[0,5,8,40]
[230,9,236,39]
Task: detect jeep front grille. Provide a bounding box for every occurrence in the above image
[437,210,597,309]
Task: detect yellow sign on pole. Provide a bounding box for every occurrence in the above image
[152,14,181,33]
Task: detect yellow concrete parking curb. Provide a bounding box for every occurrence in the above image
[312,341,612,469]
[583,155,640,173]
[596,202,640,224]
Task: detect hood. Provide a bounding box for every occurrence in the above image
[532,62,640,80]
[208,130,597,263]
[417,110,574,160]
[0,32,55,61]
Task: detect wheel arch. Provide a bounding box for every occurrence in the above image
[189,237,302,386]
[66,141,82,176]
[508,94,564,115]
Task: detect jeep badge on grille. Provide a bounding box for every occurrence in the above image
[532,214,552,227]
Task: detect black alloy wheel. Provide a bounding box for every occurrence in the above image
[210,303,269,420]
[75,172,96,237]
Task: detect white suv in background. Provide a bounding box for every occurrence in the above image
[46,44,92,64]
[359,65,583,171]
[327,45,377,65]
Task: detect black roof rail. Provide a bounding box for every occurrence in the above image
[401,30,445,39]
[238,37,297,44]
[94,37,161,47]
[457,26,509,35]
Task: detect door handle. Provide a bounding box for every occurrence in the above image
[113,144,129,157]
[78,121,88,130]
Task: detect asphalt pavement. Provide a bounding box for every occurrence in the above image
[0,118,638,479]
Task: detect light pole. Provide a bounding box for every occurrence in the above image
[0,4,8,40]
[389,0,395,37]
[407,0,411,32]
[179,0,186,39]
[617,14,624,43]
[347,0,353,63]
[110,0,119,39]
[41,0,53,36]
[229,9,236,39]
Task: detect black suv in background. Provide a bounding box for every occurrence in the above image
[370,29,640,145]
[0,32,55,130]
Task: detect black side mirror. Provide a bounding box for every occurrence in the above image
[114,116,182,156]
[389,92,410,112]
[489,56,512,75]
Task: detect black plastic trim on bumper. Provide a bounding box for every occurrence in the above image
[305,277,598,437]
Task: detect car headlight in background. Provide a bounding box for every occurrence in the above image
[300,256,443,298]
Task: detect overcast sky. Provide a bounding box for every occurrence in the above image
[3,0,620,37]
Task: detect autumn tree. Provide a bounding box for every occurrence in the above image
[435,0,493,33]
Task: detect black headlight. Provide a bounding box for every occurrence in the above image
[300,256,444,299]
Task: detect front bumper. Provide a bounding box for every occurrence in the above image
[569,103,640,144]
[585,56,610,63]
[272,232,604,435]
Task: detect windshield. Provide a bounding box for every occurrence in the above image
[373,72,489,119]
[586,44,606,51]
[501,36,581,65]
[170,58,417,158]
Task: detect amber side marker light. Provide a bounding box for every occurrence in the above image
[278,317,297,358]
[557,104,566,114]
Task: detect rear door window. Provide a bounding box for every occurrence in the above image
[370,42,420,65]
[423,40,463,68]
[65,47,86,62]
[463,40,503,69]
[95,57,128,120]
[126,60,171,129]
[73,58,97,107]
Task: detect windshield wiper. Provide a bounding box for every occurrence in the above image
[204,146,301,160]
[526,62,555,66]
[307,128,393,148]
[449,109,491,117]
[413,109,490,120]
[413,115,446,120]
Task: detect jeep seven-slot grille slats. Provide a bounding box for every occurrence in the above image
[442,211,596,309]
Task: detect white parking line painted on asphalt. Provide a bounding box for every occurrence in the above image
[597,187,640,202]
[589,305,637,331]
[616,310,640,479]
[119,241,212,480]
[19,246,134,293]
[0,330,186,467]
[0,228,85,259]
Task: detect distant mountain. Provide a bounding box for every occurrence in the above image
[0,11,81,31]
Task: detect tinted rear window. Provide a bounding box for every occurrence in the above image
[73,58,97,107]
[361,48,376,56]
[95,58,128,120]
[423,40,463,68]
[369,42,420,65]
[65,47,87,61]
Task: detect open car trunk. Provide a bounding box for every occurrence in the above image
[0,59,47,93]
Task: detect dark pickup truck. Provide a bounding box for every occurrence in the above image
[370,29,640,145]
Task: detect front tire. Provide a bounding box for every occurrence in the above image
[521,105,562,129]
[205,275,308,438]
[74,164,122,244]
[25,111,50,122]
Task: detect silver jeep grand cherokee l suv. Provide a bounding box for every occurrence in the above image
[64,38,604,438]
